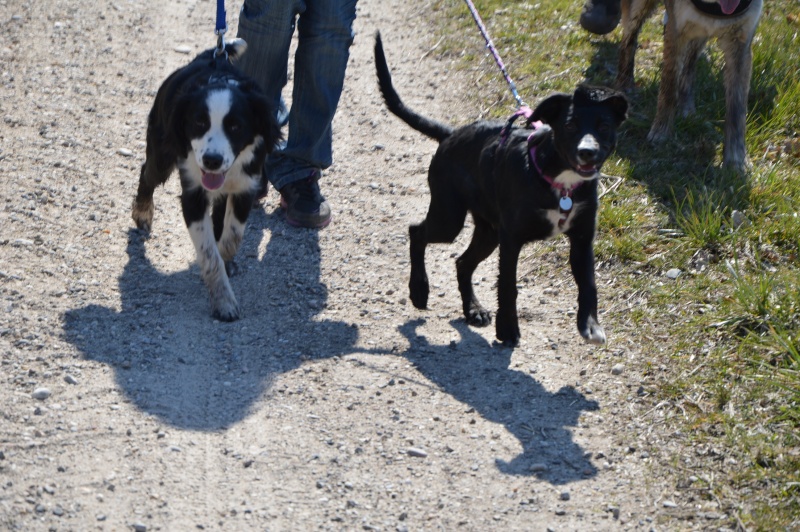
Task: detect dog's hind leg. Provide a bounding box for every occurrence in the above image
[183,187,239,321]
[677,38,707,118]
[616,0,658,90]
[132,140,174,232]
[720,33,754,172]
[456,217,498,326]
[409,194,467,310]
[408,222,431,309]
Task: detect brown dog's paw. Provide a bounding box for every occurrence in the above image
[646,123,670,144]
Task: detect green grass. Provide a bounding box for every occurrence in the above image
[428,0,800,528]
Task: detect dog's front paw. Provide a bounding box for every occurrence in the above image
[579,316,606,345]
[646,123,670,144]
[211,293,240,322]
[466,305,492,327]
[722,152,751,174]
[496,318,520,348]
[212,303,240,322]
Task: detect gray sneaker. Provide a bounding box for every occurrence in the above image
[279,174,331,228]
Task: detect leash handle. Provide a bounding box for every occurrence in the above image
[462,0,525,108]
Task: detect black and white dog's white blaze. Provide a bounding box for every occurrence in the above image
[132,39,281,321]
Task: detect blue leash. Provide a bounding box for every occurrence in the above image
[214,0,227,58]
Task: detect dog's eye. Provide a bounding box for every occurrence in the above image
[597,122,611,133]
[565,121,577,133]
[195,116,209,129]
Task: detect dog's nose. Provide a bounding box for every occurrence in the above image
[577,134,599,162]
[202,152,224,171]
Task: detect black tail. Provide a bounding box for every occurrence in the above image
[375,32,453,142]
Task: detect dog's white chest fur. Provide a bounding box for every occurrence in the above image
[543,169,590,237]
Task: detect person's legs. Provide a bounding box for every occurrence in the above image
[274,0,357,228]
[236,0,298,202]
[236,0,298,121]
[237,0,356,228]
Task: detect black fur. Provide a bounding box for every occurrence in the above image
[375,32,628,346]
[132,40,281,321]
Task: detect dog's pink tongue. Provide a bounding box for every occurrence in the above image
[718,0,740,14]
[202,172,225,190]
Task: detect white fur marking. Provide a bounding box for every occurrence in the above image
[553,168,596,188]
[191,89,235,174]
[188,216,238,318]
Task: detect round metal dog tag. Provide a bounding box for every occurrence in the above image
[559,196,573,211]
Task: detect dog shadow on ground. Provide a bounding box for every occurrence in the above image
[396,319,600,483]
[62,211,377,432]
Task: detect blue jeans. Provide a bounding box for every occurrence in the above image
[236,0,357,191]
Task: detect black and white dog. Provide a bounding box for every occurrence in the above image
[132,40,280,321]
[375,32,628,346]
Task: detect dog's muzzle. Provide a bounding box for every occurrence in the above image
[575,134,602,177]
[201,152,227,190]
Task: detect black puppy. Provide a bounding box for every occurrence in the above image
[375,32,628,346]
[132,40,280,321]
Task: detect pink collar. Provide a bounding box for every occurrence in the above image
[528,121,581,228]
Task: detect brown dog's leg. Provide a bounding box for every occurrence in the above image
[720,33,754,172]
[456,217,498,326]
[676,38,707,118]
[616,0,658,90]
[648,0,681,143]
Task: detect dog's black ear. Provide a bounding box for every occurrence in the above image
[530,93,571,125]
[165,93,192,158]
[246,89,283,152]
[605,93,629,126]
[527,123,552,147]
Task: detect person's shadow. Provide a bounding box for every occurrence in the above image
[397,319,600,483]
[62,209,368,431]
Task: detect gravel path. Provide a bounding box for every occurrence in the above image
[1,0,680,530]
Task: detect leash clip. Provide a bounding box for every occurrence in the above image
[214,33,228,61]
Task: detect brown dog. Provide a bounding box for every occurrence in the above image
[616,0,763,171]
